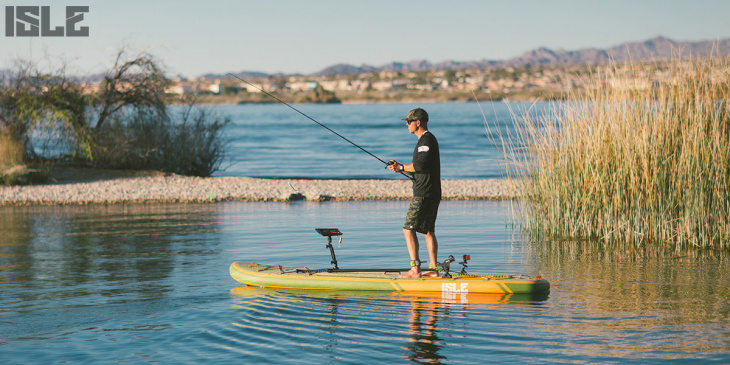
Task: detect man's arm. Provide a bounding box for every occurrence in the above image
[412,140,435,173]
[387,161,415,175]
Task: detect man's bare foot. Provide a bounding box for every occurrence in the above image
[421,269,439,277]
[399,267,422,278]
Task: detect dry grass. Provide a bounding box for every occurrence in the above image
[0,133,22,169]
[488,53,730,250]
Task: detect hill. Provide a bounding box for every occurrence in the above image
[312,36,730,75]
[199,36,730,79]
[508,36,730,66]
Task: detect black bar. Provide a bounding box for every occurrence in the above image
[325,239,338,270]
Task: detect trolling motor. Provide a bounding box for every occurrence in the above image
[315,228,342,270]
[304,229,406,275]
[311,229,470,277]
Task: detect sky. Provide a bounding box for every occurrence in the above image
[2,0,730,78]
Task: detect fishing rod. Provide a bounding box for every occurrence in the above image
[228,73,413,181]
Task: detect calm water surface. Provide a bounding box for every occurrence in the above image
[1,201,728,364]
[214,101,546,179]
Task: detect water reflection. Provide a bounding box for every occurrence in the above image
[229,287,548,364]
[1,201,728,363]
[403,299,444,364]
[0,204,223,314]
[526,240,730,359]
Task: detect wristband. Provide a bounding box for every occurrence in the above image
[399,164,404,172]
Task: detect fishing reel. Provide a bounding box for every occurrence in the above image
[435,254,470,278]
[385,160,414,181]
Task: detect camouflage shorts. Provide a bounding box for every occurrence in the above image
[403,196,440,234]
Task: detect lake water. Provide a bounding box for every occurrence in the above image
[1,200,728,364]
[214,101,546,179]
[2,102,729,363]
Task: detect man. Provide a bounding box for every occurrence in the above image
[387,108,441,278]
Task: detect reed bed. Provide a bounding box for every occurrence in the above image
[491,54,730,250]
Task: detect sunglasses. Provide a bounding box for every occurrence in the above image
[406,120,417,125]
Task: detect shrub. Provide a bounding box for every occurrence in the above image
[167,106,230,176]
[0,59,85,161]
[92,104,229,177]
[0,51,230,178]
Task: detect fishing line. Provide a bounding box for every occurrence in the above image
[228,73,413,181]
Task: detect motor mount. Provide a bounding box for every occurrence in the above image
[315,228,342,269]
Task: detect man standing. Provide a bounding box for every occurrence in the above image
[387,108,441,278]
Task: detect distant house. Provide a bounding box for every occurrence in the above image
[289,81,319,91]
[240,82,263,93]
[208,82,222,94]
[409,83,435,91]
[80,82,101,94]
[166,82,193,95]
[371,80,393,91]
[319,80,343,91]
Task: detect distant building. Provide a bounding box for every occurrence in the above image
[240,82,263,93]
[319,80,340,91]
[289,81,319,91]
[80,82,101,94]
[166,82,193,95]
[208,82,222,94]
[371,80,393,91]
[609,78,650,90]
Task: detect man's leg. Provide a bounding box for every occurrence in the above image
[404,228,420,262]
[401,228,421,278]
[424,231,438,269]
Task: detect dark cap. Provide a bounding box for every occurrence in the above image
[402,108,429,123]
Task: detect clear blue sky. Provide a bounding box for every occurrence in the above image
[2,0,729,77]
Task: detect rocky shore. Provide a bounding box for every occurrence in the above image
[0,175,519,206]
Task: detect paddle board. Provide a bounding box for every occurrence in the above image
[230,261,550,295]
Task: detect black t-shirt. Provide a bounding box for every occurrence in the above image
[411,131,441,198]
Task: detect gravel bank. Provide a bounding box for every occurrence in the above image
[0,176,520,206]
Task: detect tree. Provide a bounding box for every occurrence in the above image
[0,59,86,160]
[92,50,171,140]
[0,50,230,177]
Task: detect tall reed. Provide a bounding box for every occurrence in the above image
[494,53,730,250]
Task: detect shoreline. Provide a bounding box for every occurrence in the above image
[0,175,519,206]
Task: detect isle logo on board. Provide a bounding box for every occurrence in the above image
[442,282,468,294]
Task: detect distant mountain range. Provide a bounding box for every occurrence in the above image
[504,36,730,68]
[218,36,730,79]
[4,36,727,81]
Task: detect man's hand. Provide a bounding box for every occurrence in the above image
[387,160,401,173]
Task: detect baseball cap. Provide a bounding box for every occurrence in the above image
[402,108,429,123]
